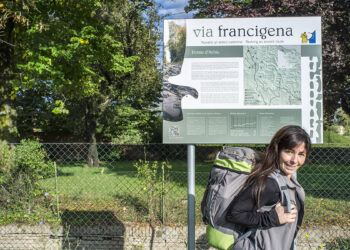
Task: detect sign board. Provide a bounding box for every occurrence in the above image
[162,17,322,144]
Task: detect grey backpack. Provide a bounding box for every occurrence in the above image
[201,147,291,250]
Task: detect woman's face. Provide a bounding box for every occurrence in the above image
[279,143,307,179]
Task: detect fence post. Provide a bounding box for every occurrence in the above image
[161,162,165,224]
[187,144,195,250]
[54,161,60,219]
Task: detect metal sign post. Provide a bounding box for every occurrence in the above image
[187,144,195,250]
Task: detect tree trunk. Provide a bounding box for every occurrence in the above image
[85,98,99,167]
[0,18,17,142]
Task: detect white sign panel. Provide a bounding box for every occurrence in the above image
[163,17,322,144]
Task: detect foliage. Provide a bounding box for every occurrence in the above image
[112,132,143,145]
[326,237,350,250]
[0,0,38,29]
[34,161,350,226]
[104,149,121,162]
[13,139,53,178]
[134,159,171,222]
[0,140,54,211]
[15,0,138,100]
[334,108,350,136]
[0,104,18,140]
[335,108,350,127]
[149,115,163,143]
[0,193,59,225]
[1,0,162,147]
[0,0,42,141]
[185,0,253,17]
[14,87,69,138]
[101,104,160,144]
[0,154,347,226]
[185,0,350,125]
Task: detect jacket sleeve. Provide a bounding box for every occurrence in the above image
[226,177,281,228]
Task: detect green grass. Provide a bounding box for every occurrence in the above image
[323,130,350,144]
[298,163,350,199]
[38,161,211,225]
[0,195,60,226]
[32,161,350,228]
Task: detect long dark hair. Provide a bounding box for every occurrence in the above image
[244,125,312,207]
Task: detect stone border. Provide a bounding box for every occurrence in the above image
[0,224,348,249]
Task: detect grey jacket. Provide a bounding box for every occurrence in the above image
[227,170,305,250]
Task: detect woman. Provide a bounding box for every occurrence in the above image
[226,125,311,250]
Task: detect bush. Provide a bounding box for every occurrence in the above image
[13,139,53,179]
[112,130,144,145]
[0,140,54,210]
[104,148,121,162]
[134,160,171,222]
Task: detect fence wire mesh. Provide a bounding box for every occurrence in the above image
[0,143,349,249]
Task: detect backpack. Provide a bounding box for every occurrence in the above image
[201,147,291,250]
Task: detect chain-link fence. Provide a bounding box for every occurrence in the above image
[0,143,349,249]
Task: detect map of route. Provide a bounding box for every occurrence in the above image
[244,45,301,105]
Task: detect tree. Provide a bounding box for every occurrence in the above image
[185,0,350,125]
[0,0,40,141]
[2,0,162,165]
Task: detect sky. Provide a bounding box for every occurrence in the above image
[155,0,195,19]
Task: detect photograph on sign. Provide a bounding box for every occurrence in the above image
[162,17,322,144]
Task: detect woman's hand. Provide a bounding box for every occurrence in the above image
[275,203,297,224]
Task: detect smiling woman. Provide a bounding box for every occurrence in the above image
[226,125,312,250]
[279,143,307,178]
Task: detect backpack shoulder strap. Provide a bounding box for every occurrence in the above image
[268,172,292,212]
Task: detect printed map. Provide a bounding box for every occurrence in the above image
[244,45,301,105]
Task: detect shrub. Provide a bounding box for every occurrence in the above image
[134,160,171,222]
[112,130,144,145]
[0,140,54,211]
[13,139,53,179]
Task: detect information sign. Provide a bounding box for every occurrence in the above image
[162,17,322,143]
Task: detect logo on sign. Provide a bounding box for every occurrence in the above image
[301,31,316,44]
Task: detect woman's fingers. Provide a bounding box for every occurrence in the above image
[275,203,298,224]
[282,212,296,223]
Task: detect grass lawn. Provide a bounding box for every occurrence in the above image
[33,160,350,228]
[323,130,350,144]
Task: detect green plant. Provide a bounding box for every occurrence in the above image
[0,142,14,184]
[323,130,350,144]
[334,108,350,136]
[0,140,54,212]
[61,224,82,250]
[14,139,53,179]
[326,237,350,250]
[112,129,144,145]
[104,148,121,162]
[134,160,171,222]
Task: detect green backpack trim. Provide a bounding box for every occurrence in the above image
[214,158,253,173]
[206,224,235,250]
